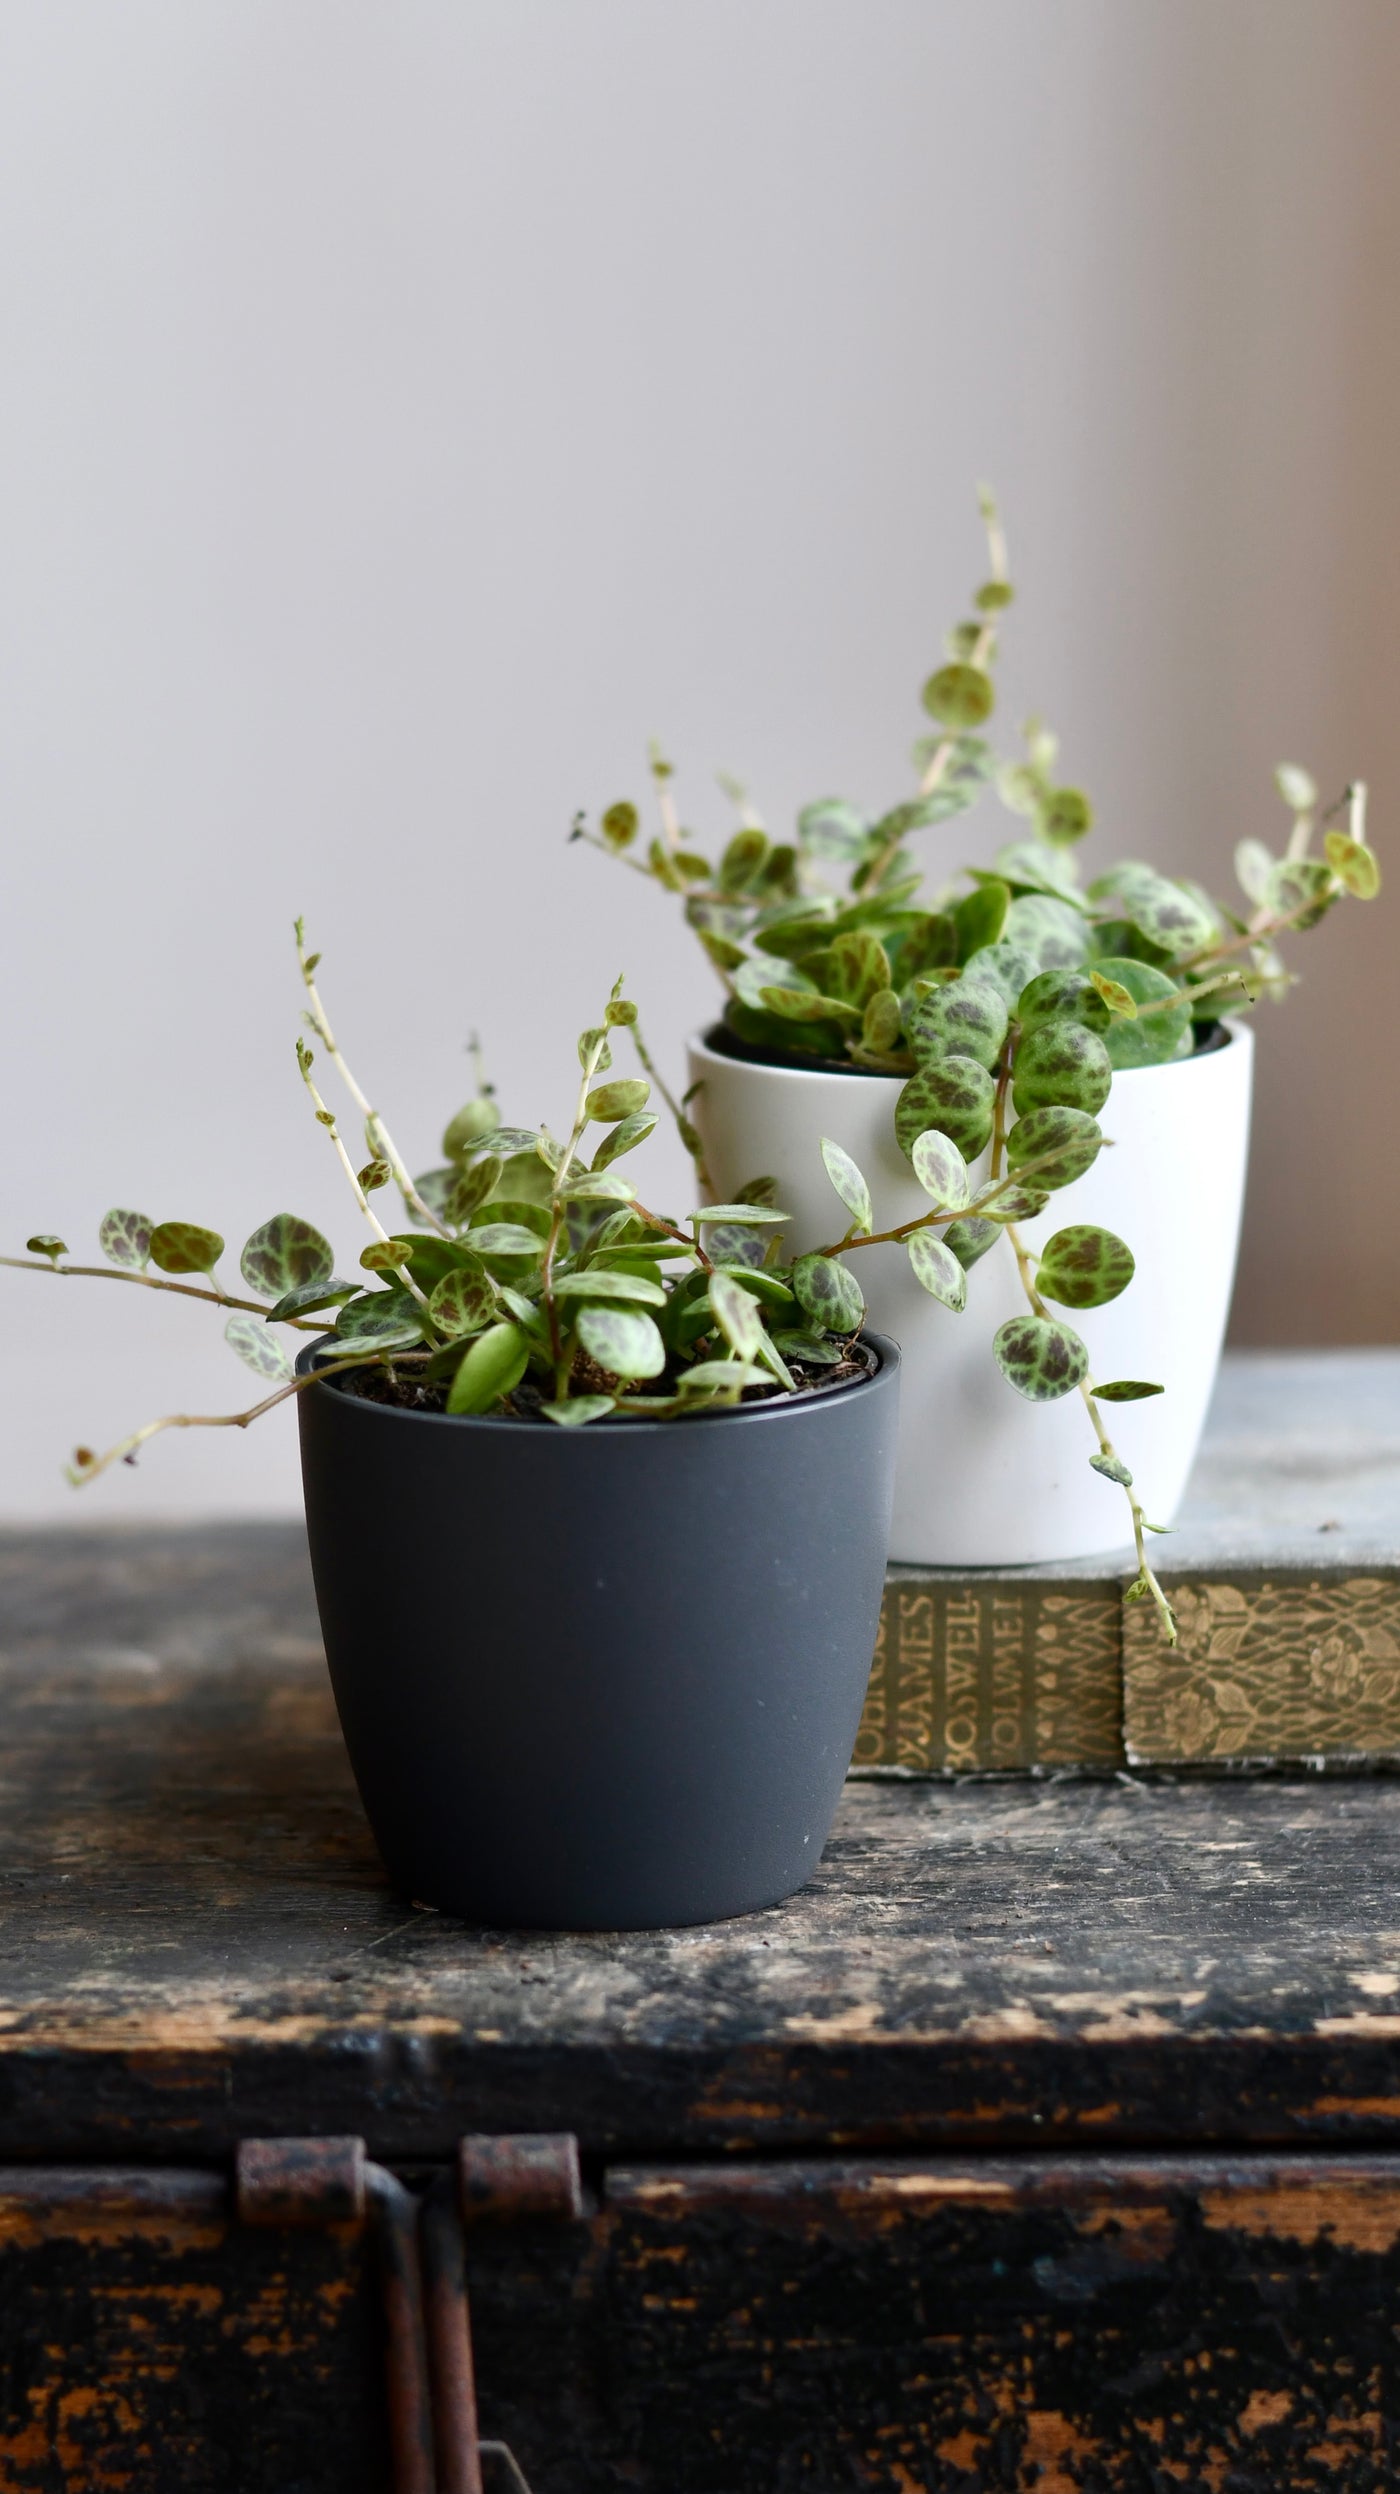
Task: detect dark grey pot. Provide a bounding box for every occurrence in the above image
[296,1338,899,1932]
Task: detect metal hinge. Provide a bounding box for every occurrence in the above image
[236,2132,583,2494]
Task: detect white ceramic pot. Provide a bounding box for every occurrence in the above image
[687,1022,1253,1565]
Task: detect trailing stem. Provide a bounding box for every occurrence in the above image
[296,919,451,1238]
[0,1256,321,1328]
[66,1352,375,1487]
[295,1044,440,1336]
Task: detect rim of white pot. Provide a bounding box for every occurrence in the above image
[688,1015,1250,1086]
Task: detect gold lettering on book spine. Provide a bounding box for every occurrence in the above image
[853,1576,1123,1773]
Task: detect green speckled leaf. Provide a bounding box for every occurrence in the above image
[1266,857,1337,930]
[797,799,869,861]
[427,1267,497,1338]
[446,1156,503,1226]
[151,1221,225,1278]
[820,1137,872,1234]
[576,1305,666,1381]
[1234,839,1275,907]
[1324,831,1381,899]
[98,1208,154,1271]
[921,663,995,728]
[1042,787,1094,845]
[993,841,1082,901]
[707,1269,765,1360]
[792,1254,864,1333]
[961,943,1041,1011]
[1006,1106,1104,1192]
[1016,970,1110,1035]
[585,1078,650,1122]
[1012,1021,1112,1119]
[894,913,959,981]
[224,1313,294,1383]
[1090,1450,1134,1487]
[1092,1379,1165,1402]
[335,1288,425,1351]
[953,881,1010,963]
[1036,1224,1136,1309]
[861,988,903,1053]
[553,1269,667,1308]
[1086,864,1216,960]
[541,1395,615,1426]
[446,1321,531,1413]
[993,1314,1089,1402]
[907,978,1008,1070]
[895,1057,996,1162]
[943,1216,1001,1271]
[907,1231,966,1310]
[799,931,892,1012]
[1087,956,1192,1067]
[240,1213,335,1300]
[1004,894,1089,969]
[910,1129,972,1213]
[266,1276,359,1324]
[980,1184,1050,1224]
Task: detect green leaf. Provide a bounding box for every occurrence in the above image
[691,1203,791,1226]
[427,1267,497,1338]
[442,1098,501,1161]
[224,1312,295,1383]
[467,1223,547,1257]
[952,881,1010,963]
[992,841,1082,901]
[943,1216,1000,1271]
[592,1113,658,1168]
[463,1125,546,1160]
[1042,787,1094,845]
[1268,856,1337,930]
[577,1304,667,1380]
[799,931,892,1012]
[541,1394,615,1426]
[556,1173,638,1207]
[978,1184,1050,1223]
[714,1267,794,1312]
[446,1320,531,1413]
[973,579,1015,612]
[553,1269,667,1307]
[1274,762,1317,812]
[1086,957,1192,1068]
[1012,1022,1112,1118]
[586,1078,650,1122]
[1004,893,1090,969]
[1086,864,1216,961]
[707,1269,765,1359]
[1005,1105,1104,1191]
[1091,1379,1165,1402]
[1089,969,1138,1019]
[771,1329,844,1365]
[98,1209,154,1270]
[1090,1450,1133,1487]
[894,912,959,981]
[992,1314,1089,1401]
[907,977,1008,1070]
[678,1358,771,1394]
[1324,830,1381,899]
[791,1254,864,1332]
[759,982,863,1029]
[1016,970,1110,1035]
[360,1240,410,1274]
[906,1231,966,1310]
[1234,839,1275,907]
[335,1288,425,1351]
[894,1058,996,1162]
[410,1167,458,1225]
[910,1129,972,1212]
[1036,1223,1136,1309]
[601,800,640,849]
[719,828,770,891]
[266,1276,359,1323]
[796,798,869,861]
[25,1233,66,1263]
[240,1213,335,1300]
[151,1221,225,1278]
[960,943,1041,1011]
[922,664,995,728]
[861,988,903,1053]
[820,1137,872,1234]
[445,1156,503,1226]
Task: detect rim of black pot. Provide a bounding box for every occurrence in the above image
[694,1015,1238,1079]
[296,1329,899,1435]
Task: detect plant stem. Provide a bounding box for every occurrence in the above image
[65,1352,376,1487]
[540,1027,611,1386]
[0,1257,322,1328]
[296,1050,440,1335]
[296,922,451,1237]
[629,1013,713,1193]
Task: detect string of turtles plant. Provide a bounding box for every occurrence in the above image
[3,941,907,1481]
[575,492,1382,1639]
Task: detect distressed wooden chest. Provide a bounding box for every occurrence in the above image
[2,1364,1400,2489]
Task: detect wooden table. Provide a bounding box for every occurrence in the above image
[1,1356,1399,2489]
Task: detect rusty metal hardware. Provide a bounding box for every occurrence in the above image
[458,2133,582,2228]
[235,2133,367,2225]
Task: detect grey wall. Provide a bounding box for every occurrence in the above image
[1,0,1396,1519]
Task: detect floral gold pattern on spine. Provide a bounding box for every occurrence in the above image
[852,1575,1123,1772]
[1124,1572,1400,1764]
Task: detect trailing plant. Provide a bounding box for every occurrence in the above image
[4,938,876,1485]
[576,495,1382,1637]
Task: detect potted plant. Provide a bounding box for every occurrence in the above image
[5,939,901,1930]
[576,492,1381,1626]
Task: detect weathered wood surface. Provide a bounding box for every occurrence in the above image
[3,1525,1400,2160]
[469,2151,1400,2490]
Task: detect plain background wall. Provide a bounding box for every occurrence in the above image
[0,0,1396,1519]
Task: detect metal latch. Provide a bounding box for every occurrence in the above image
[236,2133,582,2494]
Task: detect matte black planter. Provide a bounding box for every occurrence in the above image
[296,1338,899,1931]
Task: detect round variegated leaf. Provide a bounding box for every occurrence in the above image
[797,798,869,861]
[799,931,892,1012]
[861,987,903,1053]
[770,1328,843,1365]
[713,1267,794,1312]
[1086,957,1192,1067]
[446,1156,503,1226]
[943,1216,1001,1271]
[1086,864,1216,961]
[1090,1450,1134,1487]
[541,1395,615,1427]
[576,1304,666,1382]
[240,1214,335,1300]
[1323,830,1382,899]
[427,1267,497,1338]
[1274,762,1317,812]
[979,1183,1050,1224]
[592,1113,658,1169]
[1234,839,1275,907]
[266,1276,358,1323]
[467,1223,547,1258]
[1036,1224,1135,1309]
[759,981,863,1029]
[334,1288,425,1351]
[1016,970,1109,1035]
[894,1057,995,1162]
[1005,1105,1103,1192]
[960,943,1041,1011]
[708,1269,765,1359]
[952,882,1010,963]
[690,1204,791,1226]
[719,828,769,891]
[585,1078,650,1122]
[907,976,1008,1071]
[553,1269,667,1307]
[224,1312,294,1384]
[678,1359,771,1394]
[150,1221,225,1277]
[1004,894,1089,970]
[921,663,995,727]
[704,1222,766,1269]
[1091,1379,1164,1402]
[1011,1021,1112,1118]
[993,1314,1088,1401]
[907,1231,966,1311]
[792,1254,864,1333]
[412,1167,458,1223]
[441,1097,501,1161]
[1042,787,1094,845]
[820,1137,872,1234]
[25,1233,67,1263]
[556,1173,637,1206]
[910,1129,972,1213]
[992,840,1081,900]
[99,1208,154,1271]
[1267,856,1336,930]
[446,1321,531,1414]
